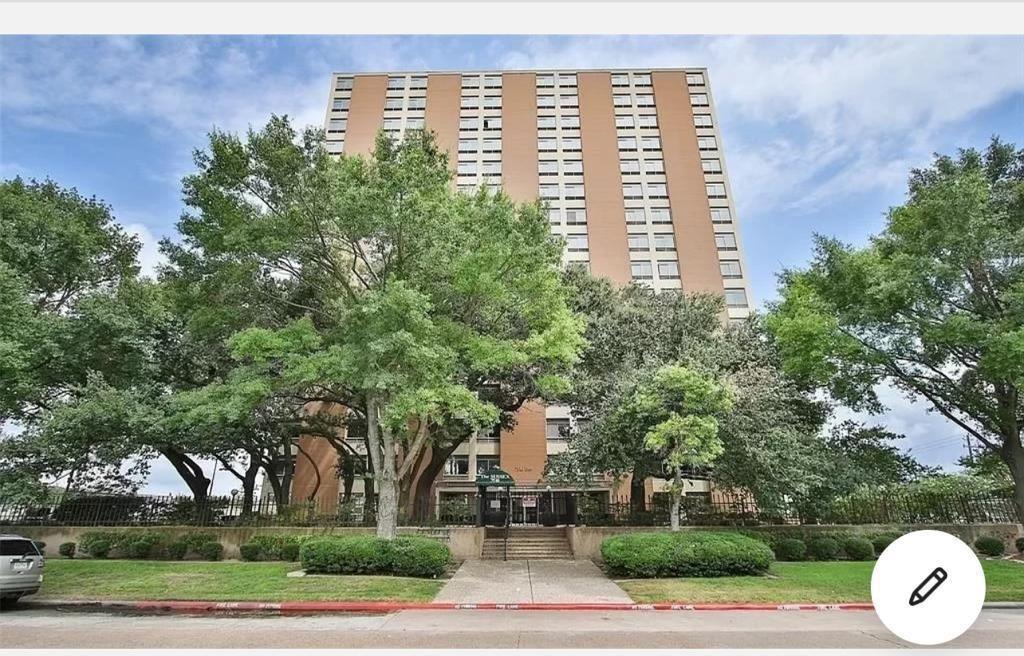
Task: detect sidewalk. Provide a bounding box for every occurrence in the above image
[434,559,634,604]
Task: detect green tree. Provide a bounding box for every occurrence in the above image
[172,118,585,538]
[767,138,1024,520]
[607,365,732,530]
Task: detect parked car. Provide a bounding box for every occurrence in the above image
[1,534,45,608]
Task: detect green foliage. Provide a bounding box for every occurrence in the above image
[239,535,305,561]
[869,531,903,554]
[181,532,218,551]
[124,533,162,559]
[773,538,808,562]
[767,138,1024,519]
[85,539,111,559]
[1015,537,1024,553]
[197,541,224,561]
[807,537,842,561]
[239,543,263,562]
[58,542,76,559]
[166,541,188,561]
[600,531,774,578]
[974,535,1005,557]
[300,535,450,577]
[841,537,875,561]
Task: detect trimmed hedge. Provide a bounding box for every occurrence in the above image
[600,531,774,578]
[240,535,305,562]
[869,531,903,555]
[807,537,841,561]
[841,537,875,561]
[167,541,188,560]
[1016,537,1024,554]
[974,535,1005,557]
[773,538,807,562]
[300,535,450,578]
[58,542,76,559]
[197,541,224,561]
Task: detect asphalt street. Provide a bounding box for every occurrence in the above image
[2,607,1022,648]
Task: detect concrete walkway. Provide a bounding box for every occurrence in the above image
[435,559,634,604]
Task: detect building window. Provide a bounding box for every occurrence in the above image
[460,96,478,110]
[546,418,570,440]
[611,74,629,87]
[458,138,478,152]
[710,207,732,223]
[548,208,562,224]
[647,183,668,198]
[562,137,582,152]
[335,77,353,91]
[410,76,428,90]
[539,138,557,152]
[618,137,637,151]
[645,159,665,174]
[476,455,500,473]
[566,234,589,252]
[702,159,722,174]
[690,93,710,107]
[715,233,738,250]
[625,208,646,224]
[560,115,580,129]
[725,288,748,308]
[697,136,718,150]
[331,98,350,111]
[482,138,501,152]
[457,162,477,175]
[635,94,655,107]
[458,184,476,195]
[658,261,680,279]
[720,260,743,278]
[382,118,402,132]
[641,136,662,151]
[387,76,407,90]
[653,233,675,251]
[559,95,579,109]
[483,117,501,131]
[693,114,713,128]
[563,160,583,175]
[327,119,347,133]
[706,183,727,199]
[538,95,556,108]
[613,94,632,107]
[406,117,425,130]
[460,117,479,130]
[620,159,640,174]
[631,260,653,280]
[538,116,557,130]
[539,160,559,176]
[558,73,577,87]
[628,234,650,251]
[650,208,672,224]
[615,115,635,129]
[686,73,705,86]
[483,96,502,109]
[481,162,501,176]
[564,184,585,199]
[326,141,344,155]
[461,75,480,89]
[537,74,555,87]
[622,183,643,199]
[637,114,658,129]
[445,456,469,476]
[633,73,652,87]
[407,97,426,110]
[564,208,587,225]
[384,97,403,111]
[540,185,560,199]
[484,75,502,88]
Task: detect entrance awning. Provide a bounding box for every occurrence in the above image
[475,467,515,487]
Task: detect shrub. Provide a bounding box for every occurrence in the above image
[197,541,224,561]
[32,540,46,553]
[388,537,450,577]
[280,541,301,562]
[87,539,111,559]
[841,537,875,561]
[79,531,123,558]
[239,543,263,561]
[974,535,1005,557]
[124,533,163,559]
[181,532,218,551]
[870,531,903,555]
[240,535,303,561]
[58,542,76,559]
[300,535,451,577]
[600,531,774,578]
[167,541,188,561]
[808,537,841,561]
[773,538,807,562]
[1016,537,1024,554]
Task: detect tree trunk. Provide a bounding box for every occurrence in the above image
[1000,433,1024,524]
[365,395,399,539]
[278,436,293,506]
[669,466,682,532]
[158,447,212,524]
[411,443,459,521]
[241,454,260,517]
[630,470,646,510]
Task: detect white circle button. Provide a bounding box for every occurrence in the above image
[871,530,986,645]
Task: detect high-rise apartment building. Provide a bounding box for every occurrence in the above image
[287,69,752,519]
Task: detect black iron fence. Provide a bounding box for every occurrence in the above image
[0,488,1018,528]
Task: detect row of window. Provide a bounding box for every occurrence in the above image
[539,136,582,152]
[537,73,578,88]
[387,96,427,111]
[628,233,676,251]
[460,95,502,110]
[540,184,586,200]
[462,75,503,89]
[458,138,503,152]
[444,455,502,477]
[540,160,584,175]
[618,136,662,151]
[457,161,502,176]
[460,116,502,131]
[631,260,681,280]
[538,114,581,129]
[387,75,428,90]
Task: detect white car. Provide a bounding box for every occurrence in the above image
[0,534,45,608]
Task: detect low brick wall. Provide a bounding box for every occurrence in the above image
[7,525,484,561]
[568,523,1024,562]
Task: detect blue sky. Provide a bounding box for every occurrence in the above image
[2,35,1023,493]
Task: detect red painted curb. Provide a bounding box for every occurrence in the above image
[39,599,875,613]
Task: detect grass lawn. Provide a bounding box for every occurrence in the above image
[36,560,443,602]
[618,560,1024,604]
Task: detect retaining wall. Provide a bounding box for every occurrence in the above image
[7,525,484,561]
[567,522,1024,561]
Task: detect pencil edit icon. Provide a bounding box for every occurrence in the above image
[909,566,948,606]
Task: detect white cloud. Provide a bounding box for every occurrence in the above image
[123,222,166,279]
